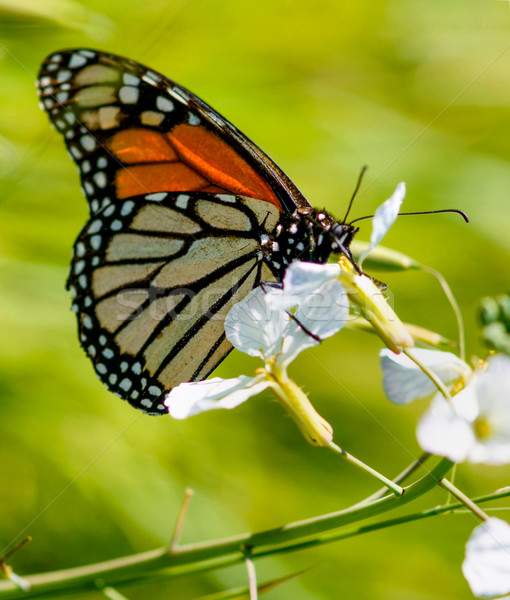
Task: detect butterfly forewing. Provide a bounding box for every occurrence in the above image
[37,49,307,215]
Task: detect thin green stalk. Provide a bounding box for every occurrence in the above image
[439,478,490,522]
[0,459,453,600]
[100,587,131,600]
[243,549,257,600]
[445,464,457,506]
[351,452,430,508]
[420,265,465,361]
[169,488,194,551]
[328,442,403,496]
[403,348,452,402]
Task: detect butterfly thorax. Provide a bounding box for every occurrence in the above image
[264,207,359,278]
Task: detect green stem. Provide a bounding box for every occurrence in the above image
[0,459,454,599]
[254,486,510,560]
[420,265,465,362]
[100,587,131,600]
[328,442,403,496]
[403,348,452,402]
[352,452,430,508]
[243,549,257,600]
[439,478,490,522]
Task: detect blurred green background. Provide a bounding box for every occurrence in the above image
[1,0,509,598]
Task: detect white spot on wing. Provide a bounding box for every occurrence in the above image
[69,53,87,69]
[119,86,139,105]
[175,194,189,209]
[74,260,85,274]
[80,135,96,151]
[70,146,82,159]
[145,192,167,201]
[142,71,160,85]
[156,96,174,112]
[94,172,107,188]
[123,73,140,86]
[120,378,132,391]
[120,200,135,216]
[57,70,71,82]
[169,87,189,103]
[90,235,102,249]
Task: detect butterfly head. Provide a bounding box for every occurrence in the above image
[329,221,359,255]
[295,207,359,264]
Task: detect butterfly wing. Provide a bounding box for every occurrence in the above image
[37,48,308,215]
[37,48,300,414]
[69,192,279,414]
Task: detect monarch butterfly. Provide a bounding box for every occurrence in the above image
[37,49,358,415]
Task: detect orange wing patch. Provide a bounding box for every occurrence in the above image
[108,124,282,210]
[116,163,208,199]
[108,129,178,163]
[168,124,281,209]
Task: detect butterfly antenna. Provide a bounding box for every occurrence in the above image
[349,208,469,226]
[343,165,368,223]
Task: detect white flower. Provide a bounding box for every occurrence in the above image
[381,349,510,464]
[417,354,510,464]
[359,182,405,266]
[225,273,348,367]
[380,348,471,405]
[463,518,510,599]
[165,264,348,445]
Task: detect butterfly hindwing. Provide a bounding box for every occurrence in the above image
[68,191,279,413]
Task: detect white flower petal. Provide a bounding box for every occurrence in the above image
[465,354,510,465]
[273,261,341,310]
[225,286,288,358]
[165,376,269,419]
[476,355,510,420]
[359,182,405,264]
[463,518,510,599]
[380,348,470,405]
[294,279,348,340]
[416,396,476,462]
[279,279,348,365]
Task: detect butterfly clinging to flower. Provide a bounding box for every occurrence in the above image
[37,49,360,415]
